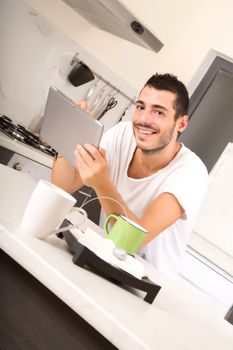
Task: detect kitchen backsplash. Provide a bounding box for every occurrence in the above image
[0,0,136,132]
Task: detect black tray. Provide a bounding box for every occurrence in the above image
[60,231,161,304]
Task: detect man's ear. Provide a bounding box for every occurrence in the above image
[177,115,188,133]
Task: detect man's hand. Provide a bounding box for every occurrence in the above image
[74,144,109,189]
[76,100,92,115]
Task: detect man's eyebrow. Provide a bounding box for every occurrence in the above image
[136,100,144,105]
[152,104,168,111]
[136,100,168,111]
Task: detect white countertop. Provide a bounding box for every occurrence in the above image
[0,131,53,167]
[0,164,233,350]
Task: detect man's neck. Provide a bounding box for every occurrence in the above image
[128,142,181,179]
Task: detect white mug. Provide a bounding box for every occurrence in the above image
[19,179,87,239]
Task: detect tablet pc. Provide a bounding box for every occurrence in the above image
[40,86,104,166]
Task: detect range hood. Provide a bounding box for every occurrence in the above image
[63,0,163,52]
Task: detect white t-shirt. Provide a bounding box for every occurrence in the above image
[100,121,208,277]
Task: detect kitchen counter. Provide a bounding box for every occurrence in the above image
[0,131,53,168]
[0,164,233,350]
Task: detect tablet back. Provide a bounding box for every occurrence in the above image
[40,86,104,166]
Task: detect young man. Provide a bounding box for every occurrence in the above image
[52,73,208,277]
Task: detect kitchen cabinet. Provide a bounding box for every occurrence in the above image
[0,249,115,350]
[181,57,233,250]
[179,55,233,172]
[179,55,233,314]
[0,145,14,165]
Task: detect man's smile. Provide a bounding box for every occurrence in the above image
[138,127,156,136]
[134,123,159,138]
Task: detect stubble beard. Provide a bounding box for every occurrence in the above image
[133,122,176,156]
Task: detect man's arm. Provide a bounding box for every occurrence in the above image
[75,143,184,245]
[92,178,183,246]
[51,156,83,194]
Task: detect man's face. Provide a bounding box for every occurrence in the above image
[132,85,186,154]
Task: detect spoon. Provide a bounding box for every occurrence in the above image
[113,247,127,261]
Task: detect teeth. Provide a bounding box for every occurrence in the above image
[139,128,153,135]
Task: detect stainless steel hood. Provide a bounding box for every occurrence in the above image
[63,0,163,52]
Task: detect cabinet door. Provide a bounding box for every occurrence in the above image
[193,142,233,261]
[179,56,233,172]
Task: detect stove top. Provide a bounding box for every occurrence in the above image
[0,115,57,157]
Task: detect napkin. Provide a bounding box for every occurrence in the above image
[70,227,145,280]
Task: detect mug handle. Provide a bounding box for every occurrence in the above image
[104,214,118,237]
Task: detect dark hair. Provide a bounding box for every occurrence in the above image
[144,73,189,120]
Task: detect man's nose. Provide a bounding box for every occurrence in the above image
[139,109,151,123]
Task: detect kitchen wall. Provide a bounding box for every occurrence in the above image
[0,0,135,130]
[23,0,233,95]
[2,0,233,130]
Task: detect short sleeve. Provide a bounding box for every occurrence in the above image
[158,160,208,219]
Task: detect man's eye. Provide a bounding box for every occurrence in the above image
[154,110,164,116]
[136,105,144,110]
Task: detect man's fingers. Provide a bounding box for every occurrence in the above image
[98,147,106,158]
[75,148,91,174]
[76,100,88,110]
[75,145,96,166]
[75,144,106,163]
[83,144,105,161]
[75,100,92,115]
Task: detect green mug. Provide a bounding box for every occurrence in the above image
[104,214,148,255]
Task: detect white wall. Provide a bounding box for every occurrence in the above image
[24,0,233,92]
[2,0,233,130]
[0,0,135,129]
